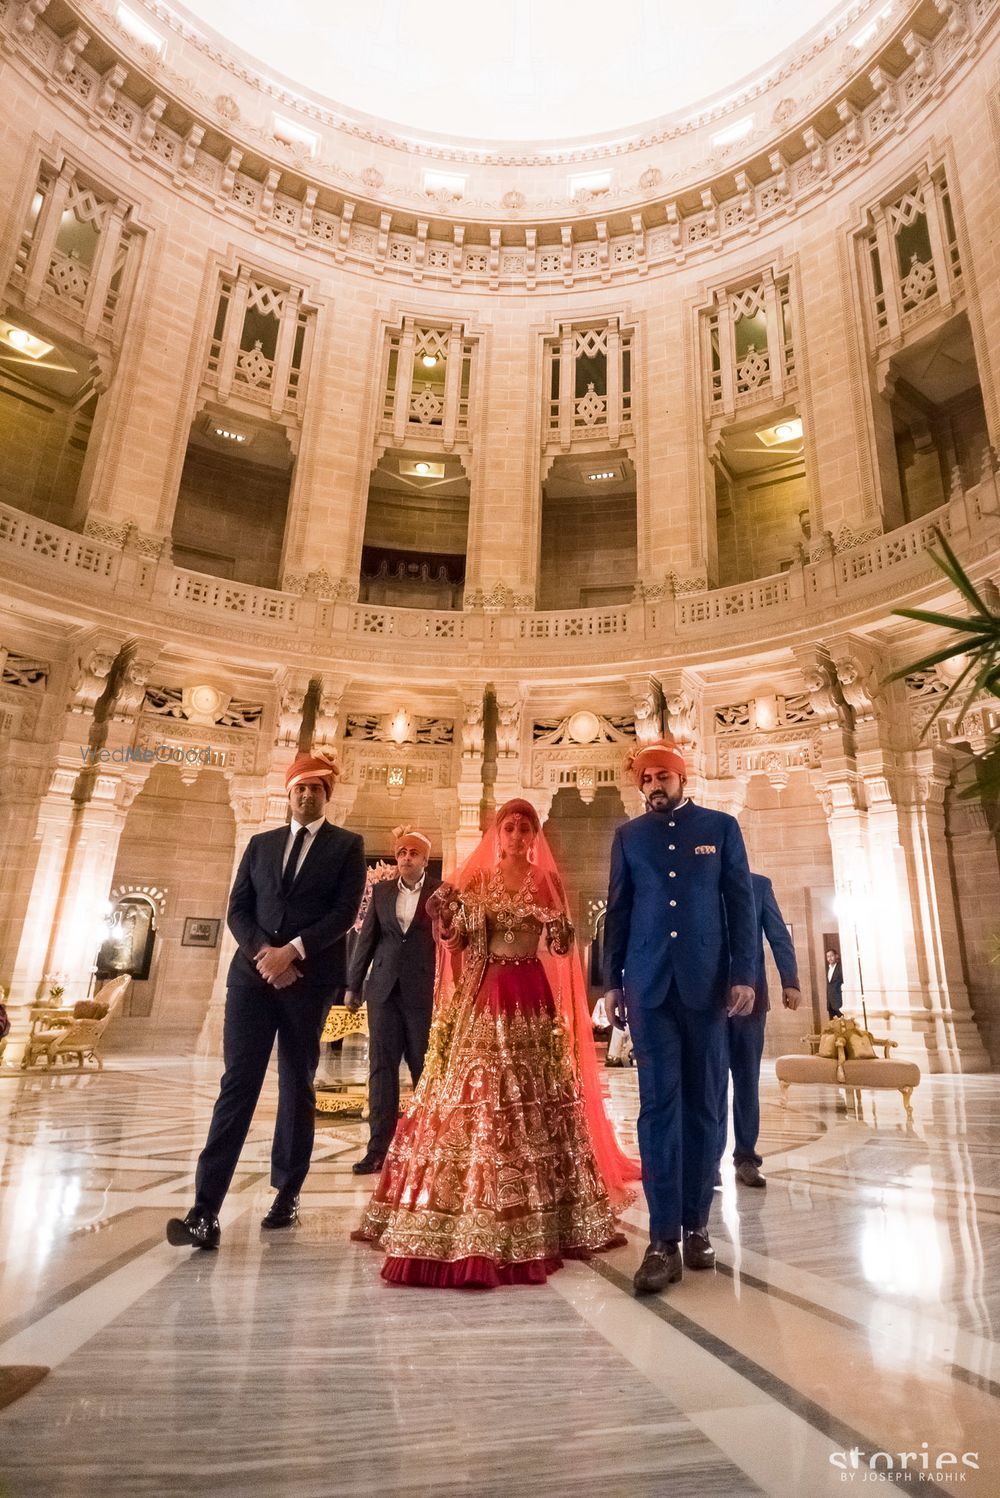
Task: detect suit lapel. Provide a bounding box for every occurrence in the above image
[270,824,290,891]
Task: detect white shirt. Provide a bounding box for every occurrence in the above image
[282,815,326,958]
[396,872,426,933]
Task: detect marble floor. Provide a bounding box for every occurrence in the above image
[0,1044,998,1497]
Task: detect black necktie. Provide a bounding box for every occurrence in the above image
[282,826,308,894]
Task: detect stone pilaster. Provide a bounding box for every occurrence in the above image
[197,768,288,1056]
[812,636,990,1071]
[455,685,486,864]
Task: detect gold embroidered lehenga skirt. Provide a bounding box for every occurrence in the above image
[352,956,626,1287]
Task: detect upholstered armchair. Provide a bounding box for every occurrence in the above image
[20,975,130,1071]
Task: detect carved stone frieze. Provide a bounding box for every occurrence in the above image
[2,653,49,688]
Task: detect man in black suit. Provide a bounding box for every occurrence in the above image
[167,752,366,1249]
[826,948,844,1018]
[345,826,439,1175]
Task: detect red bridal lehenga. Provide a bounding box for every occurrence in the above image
[352,804,639,1288]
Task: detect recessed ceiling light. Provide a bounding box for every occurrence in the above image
[273,115,319,158]
[421,354,438,369]
[710,115,755,149]
[214,427,248,442]
[756,417,803,447]
[116,4,165,56]
[414,461,431,475]
[587,470,616,481]
[1,323,54,360]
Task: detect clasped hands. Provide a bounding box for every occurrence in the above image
[254,943,302,989]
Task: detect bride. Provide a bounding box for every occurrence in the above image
[352,798,639,1288]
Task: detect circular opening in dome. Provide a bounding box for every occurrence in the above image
[169,0,860,144]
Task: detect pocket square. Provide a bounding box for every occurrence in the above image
[694,845,717,855]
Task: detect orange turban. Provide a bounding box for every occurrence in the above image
[624,741,686,786]
[285,751,339,792]
[392,824,431,854]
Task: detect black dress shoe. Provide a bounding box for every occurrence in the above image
[261,1193,299,1229]
[735,1160,766,1188]
[166,1209,220,1250]
[632,1239,682,1295]
[352,1151,386,1176]
[683,1228,716,1270]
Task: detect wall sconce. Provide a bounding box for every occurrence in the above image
[388,709,412,745]
[567,710,601,744]
[387,766,405,799]
[753,694,778,731]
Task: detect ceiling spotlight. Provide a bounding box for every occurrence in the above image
[421,354,438,369]
[214,427,247,442]
[1,322,54,360]
[756,417,803,448]
[414,461,431,475]
[587,470,616,481]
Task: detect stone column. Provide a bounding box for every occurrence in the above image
[197,769,287,1056]
[279,290,379,595]
[493,684,525,809]
[0,745,55,991]
[6,636,160,1004]
[813,638,990,1071]
[464,316,537,607]
[455,686,486,863]
[898,745,989,1070]
[640,284,708,594]
[22,160,75,311]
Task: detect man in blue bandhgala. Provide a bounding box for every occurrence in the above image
[603,740,757,1296]
[717,872,800,1190]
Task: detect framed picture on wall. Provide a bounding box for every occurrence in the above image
[181,917,221,948]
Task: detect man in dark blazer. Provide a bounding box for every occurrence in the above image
[167,752,366,1249]
[717,872,800,1189]
[604,741,757,1295]
[345,826,439,1174]
[826,948,844,1017]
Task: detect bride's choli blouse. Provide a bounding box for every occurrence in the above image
[454,867,573,963]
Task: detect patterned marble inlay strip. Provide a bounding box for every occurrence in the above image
[588,1252,887,1457]
[0,1364,49,1410]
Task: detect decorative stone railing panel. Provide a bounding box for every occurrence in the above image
[0,507,120,582]
[1,478,997,664]
[1,0,996,297]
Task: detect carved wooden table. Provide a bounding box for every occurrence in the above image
[315,1004,370,1117]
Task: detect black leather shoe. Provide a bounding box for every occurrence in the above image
[166,1209,220,1250]
[683,1228,716,1270]
[735,1160,766,1188]
[352,1151,386,1176]
[632,1239,682,1295]
[261,1193,299,1229]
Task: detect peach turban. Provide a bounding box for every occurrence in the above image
[392,824,431,854]
[624,741,686,786]
[285,751,339,792]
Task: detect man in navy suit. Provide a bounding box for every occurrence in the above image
[604,741,757,1295]
[167,752,366,1249]
[717,873,800,1189]
[345,825,440,1174]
